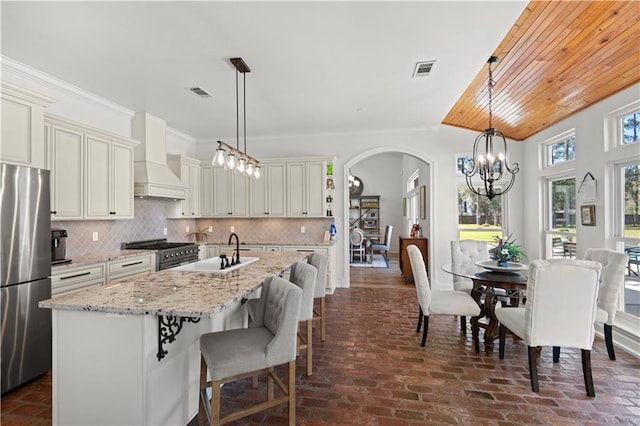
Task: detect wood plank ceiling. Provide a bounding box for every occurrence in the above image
[443,1,640,141]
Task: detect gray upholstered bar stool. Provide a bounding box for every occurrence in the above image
[308,252,329,341]
[289,260,318,376]
[198,276,302,426]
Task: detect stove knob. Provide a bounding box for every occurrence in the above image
[180,251,185,255]
[170,253,175,257]
[164,254,169,259]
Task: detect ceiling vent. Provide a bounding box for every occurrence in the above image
[187,86,213,98]
[412,61,436,78]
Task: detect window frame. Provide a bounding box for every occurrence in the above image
[605,100,640,151]
[540,129,576,168]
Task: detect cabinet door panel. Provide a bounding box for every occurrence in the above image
[286,163,305,216]
[189,164,201,216]
[213,167,231,216]
[249,170,267,216]
[232,174,249,216]
[268,163,286,217]
[200,166,213,217]
[112,143,134,218]
[85,135,111,218]
[305,162,324,217]
[51,126,83,219]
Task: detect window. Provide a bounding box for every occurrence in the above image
[457,186,503,243]
[544,175,576,259]
[550,136,575,164]
[406,170,419,234]
[614,160,640,318]
[456,155,473,175]
[622,111,640,145]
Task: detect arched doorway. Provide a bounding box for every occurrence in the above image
[342,147,435,287]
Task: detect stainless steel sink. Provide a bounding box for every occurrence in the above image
[170,256,259,273]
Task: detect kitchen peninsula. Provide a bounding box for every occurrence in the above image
[39,250,307,426]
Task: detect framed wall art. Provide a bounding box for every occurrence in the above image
[581,205,596,226]
[419,185,427,220]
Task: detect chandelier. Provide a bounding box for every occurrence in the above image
[464,56,518,200]
[212,57,261,179]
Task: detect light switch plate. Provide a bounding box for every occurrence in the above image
[208,226,213,232]
[230,226,235,233]
[92,232,98,241]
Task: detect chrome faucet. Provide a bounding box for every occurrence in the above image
[228,232,240,265]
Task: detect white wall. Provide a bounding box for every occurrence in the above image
[521,83,640,259]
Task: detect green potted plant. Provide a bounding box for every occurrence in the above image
[188,226,208,242]
[489,234,527,267]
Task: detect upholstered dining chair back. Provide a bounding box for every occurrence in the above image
[583,249,628,326]
[308,252,328,299]
[408,244,432,311]
[583,248,629,360]
[371,225,393,265]
[289,261,317,322]
[450,240,489,293]
[524,259,601,349]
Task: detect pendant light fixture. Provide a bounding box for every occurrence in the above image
[211,57,261,179]
[464,56,518,200]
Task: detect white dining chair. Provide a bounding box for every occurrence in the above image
[350,228,365,263]
[495,259,602,396]
[407,244,480,347]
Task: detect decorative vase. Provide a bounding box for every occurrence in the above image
[497,260,509,268]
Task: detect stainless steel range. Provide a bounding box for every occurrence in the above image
[121,239,199,271]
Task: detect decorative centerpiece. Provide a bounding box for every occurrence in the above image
[489,234,527,267]
[188,226,208,242]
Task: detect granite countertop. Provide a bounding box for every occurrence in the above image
[41,251,307,318]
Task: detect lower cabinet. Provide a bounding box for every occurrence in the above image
[399,236,428,282]
[52,253,156,295]
[52,263,106,296]
[106,253,155,284]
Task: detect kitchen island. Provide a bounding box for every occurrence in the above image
[39,250,307,426]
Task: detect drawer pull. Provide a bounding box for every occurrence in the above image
[60,271,91,280]
[122,261,144,268]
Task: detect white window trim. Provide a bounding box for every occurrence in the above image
[539,128,576,169]
[605,99,640,151]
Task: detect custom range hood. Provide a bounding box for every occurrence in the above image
[131,112,186,199]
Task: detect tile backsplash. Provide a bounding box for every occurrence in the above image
[54,198,334,257]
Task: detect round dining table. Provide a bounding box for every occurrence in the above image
[441,262,528,354]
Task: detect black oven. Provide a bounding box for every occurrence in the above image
[121,239,199,271]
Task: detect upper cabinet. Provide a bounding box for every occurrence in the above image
[286,161,325,217]
[166,154,201,218]
[211,167,249,217]
[48,122,84,220]
[250,162,286,217]
[85,135,135,219]
[45,114,138,220]
[1,83,54,169]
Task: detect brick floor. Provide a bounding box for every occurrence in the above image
[2,257,639,425]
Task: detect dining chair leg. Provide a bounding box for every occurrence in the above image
[421,315,429,347]
[552,346,561,363]
[459,316,467,336]
[498,324,506,359]
[604,324,616,360]
[582,349,595,397]
[527,346,539,392]
[287,360,296,425]
[416,306,423,333]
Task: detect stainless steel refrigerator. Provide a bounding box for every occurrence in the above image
[0,162,52,394]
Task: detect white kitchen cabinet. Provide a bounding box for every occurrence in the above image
[46,114,138,221]
[167,154,201,218]
[250,162,286,217]
[211,167,249,217]
[48,122,84,220]
[51,263,106,296]
[286,161,325,217]
[0,83,54,169]
[200,165,214,217]
[106,253,155,284]
[85,135,135,219]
